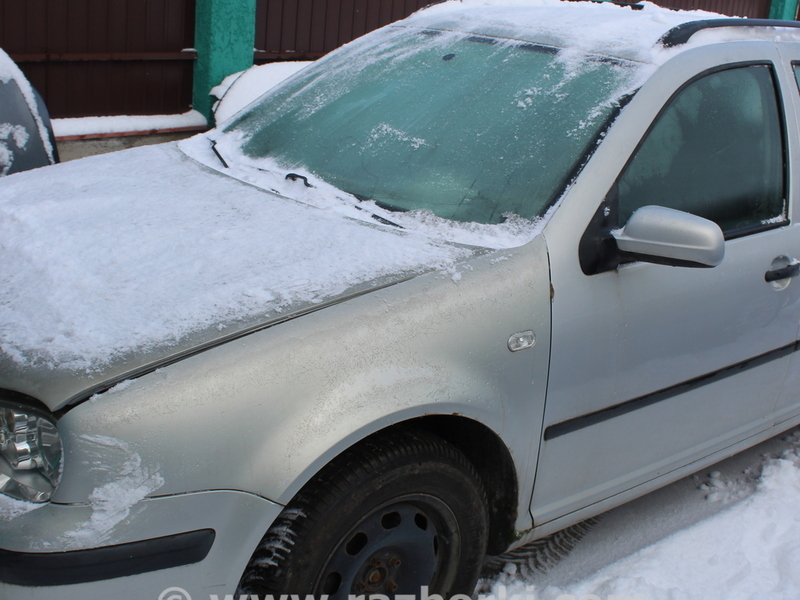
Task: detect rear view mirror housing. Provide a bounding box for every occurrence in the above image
[612,205,725,268]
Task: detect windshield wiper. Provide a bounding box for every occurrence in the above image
[353,205,404,229]
[285,172,313,187]
[210,139,229,168]
[347,193,404,229]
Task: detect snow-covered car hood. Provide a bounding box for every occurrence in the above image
[0,142,484,411]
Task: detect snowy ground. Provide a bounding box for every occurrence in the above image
[481,426,800,600]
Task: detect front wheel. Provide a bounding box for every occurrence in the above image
[238,429,489,598]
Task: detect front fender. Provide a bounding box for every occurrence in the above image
[52,236,551,535]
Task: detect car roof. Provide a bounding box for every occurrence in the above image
[400,0,800,64]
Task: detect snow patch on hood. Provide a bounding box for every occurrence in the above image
[0,142,484,372]
[59,434,164,550]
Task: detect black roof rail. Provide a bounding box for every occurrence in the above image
[659,18,800,48]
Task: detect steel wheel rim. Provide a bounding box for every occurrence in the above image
[314,493,461,598]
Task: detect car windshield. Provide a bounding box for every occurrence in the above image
[219,27,641,224]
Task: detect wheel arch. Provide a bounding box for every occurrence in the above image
[411,415,519,555]
[304,414,520,555]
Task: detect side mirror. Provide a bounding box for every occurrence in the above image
[612,205,724,268]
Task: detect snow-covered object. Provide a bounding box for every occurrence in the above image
[0,47,55,172]
[52,110,207,138]
[211,62,312,125]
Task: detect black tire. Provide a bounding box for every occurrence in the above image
[237,429,489,599]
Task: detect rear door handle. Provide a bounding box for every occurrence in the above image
[765,262,800,282]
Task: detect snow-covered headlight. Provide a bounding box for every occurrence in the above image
[0,400,62,503]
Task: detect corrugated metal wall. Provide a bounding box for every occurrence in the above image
[0,0,196,118]
[254,0,432,61]
[650,0,772,18]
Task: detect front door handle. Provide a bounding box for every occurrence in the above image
[765,262,800,282]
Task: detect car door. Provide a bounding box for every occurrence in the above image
[531,46,800,526]
[772,49,800,427]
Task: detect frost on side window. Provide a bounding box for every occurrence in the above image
[220,28,641,224]
[618,65,785,236]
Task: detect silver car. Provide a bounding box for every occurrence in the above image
[3,1,800,598]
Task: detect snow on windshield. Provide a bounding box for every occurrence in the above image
[182,134,543,249]
[214,27,644,226]
[0,143,482,371]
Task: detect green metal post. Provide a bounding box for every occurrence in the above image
[193,0,257,122]
[770,0,800,20]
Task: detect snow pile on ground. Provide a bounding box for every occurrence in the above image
[52,110,207,138]
[485,441,800,600]
[0,142,481,370]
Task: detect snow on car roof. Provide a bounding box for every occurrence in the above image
[403,0,800,64]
